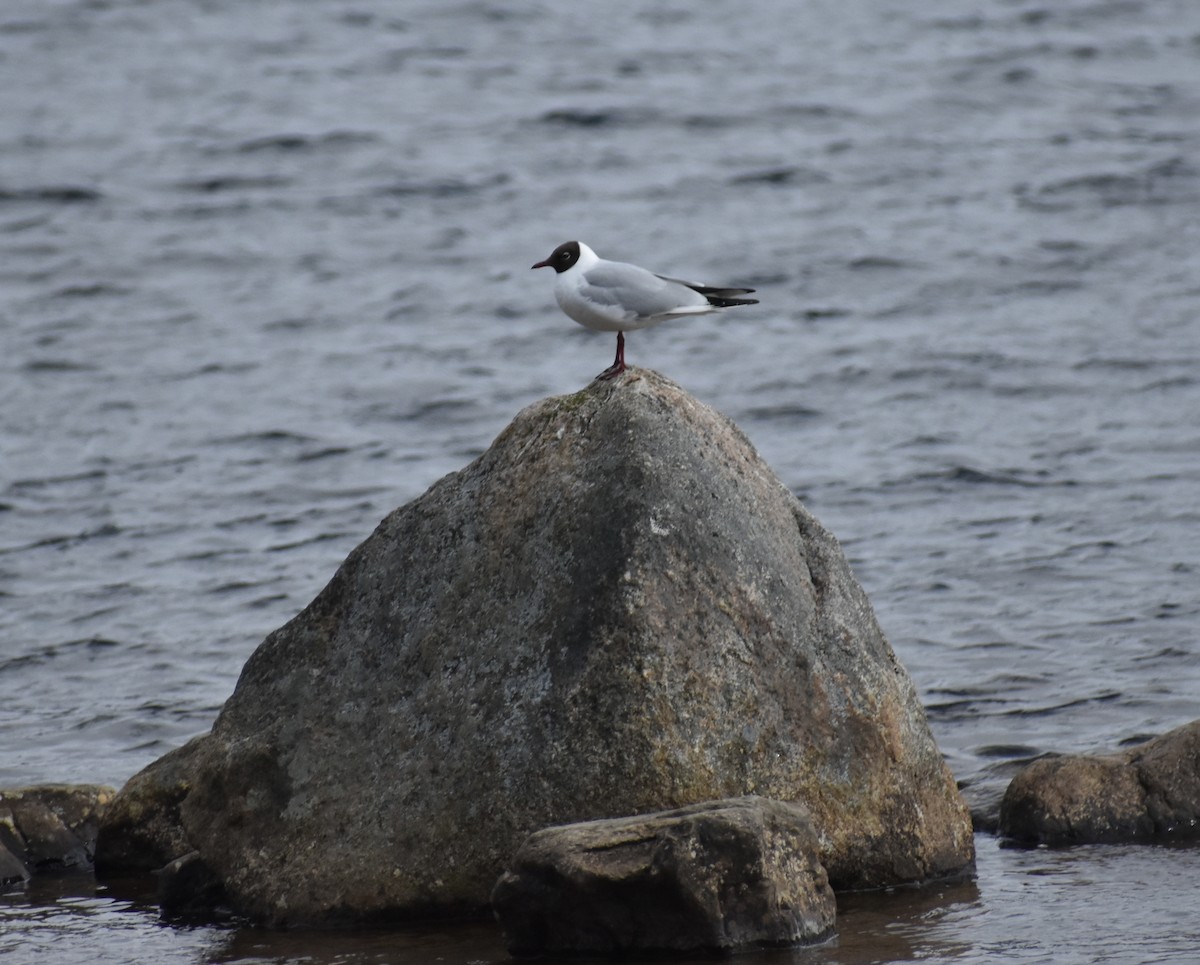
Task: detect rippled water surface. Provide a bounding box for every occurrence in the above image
[3,0,1199,961]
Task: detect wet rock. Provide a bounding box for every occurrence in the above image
[132,368,967,924]
[999,719,1200,845]
[0,784,115,882]
[95,736,203,874]
[158,850,228,919]
[0,841,25,887]
[491,796,835,956]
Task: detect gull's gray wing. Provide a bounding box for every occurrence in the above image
[652,274,753,297]
[655,274,757,303]
[580,261,711,320]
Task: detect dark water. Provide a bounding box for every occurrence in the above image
[3,0,1199,961]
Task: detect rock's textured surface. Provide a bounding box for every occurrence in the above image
[95,736,202,874]
[111,369,970,924]
[0,840,25,886]
[492,796,835,955]
[0,784,115,883]
[999,719,1200,845]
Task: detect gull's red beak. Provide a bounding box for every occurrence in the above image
[531,258,552,269]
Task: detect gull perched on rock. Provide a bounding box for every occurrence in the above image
[532,240,757,380]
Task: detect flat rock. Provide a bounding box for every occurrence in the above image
[492,796,835,956]
[107,369,972,924]
[0,784,115,883]
[999,719,1200,845]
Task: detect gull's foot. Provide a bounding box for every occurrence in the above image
[594,361,627,381]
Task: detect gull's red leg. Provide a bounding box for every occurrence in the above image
[596,331,627,381]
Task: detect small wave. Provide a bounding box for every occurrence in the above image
[683,102,862,129]
[540,108,614,127]
[64,636,122,650]
[776,102,860,120]
[539,107,658,128]
[943,466,1072,487]
[997,690,1123,719]
[1139,376,1196,392]
[0,184,101,204]
[51,282,134,299]
[1132,646,1192,662]
[0,523,122,556]
[1016,157,1198,211]
[1073,356,1163,371]
[266,532,350,553]
[297,446,354,463]
[742,402,821,421]
[205,429,318,447]
[974,743,1042,759]
[174,175,292,193]
[395,397,480,425]
[372,172,509,198]
[729,166,830,186]
[800,307,849,320]
[247,593,291,609]
[172,361,260,379]
[925,695,1013,721]
[996,278,1084,296]
[234,130,378,153]
[9,468,107,490]
[927,14,988,30]
[848,255,920,271]
[21,358,99,372]
[262,317,318,332]
[206,579,278,596]
[882,465,1075,489]
[124,455,197,474]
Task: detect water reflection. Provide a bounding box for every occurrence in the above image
[817,876,981,964]
[5,839,1200,964]
[205,920,508,965]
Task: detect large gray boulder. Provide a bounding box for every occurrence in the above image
[999,719,1200,845]
[491,796,836,955]
[103,368,972,925]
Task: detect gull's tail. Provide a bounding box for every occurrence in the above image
[658,274,759,308]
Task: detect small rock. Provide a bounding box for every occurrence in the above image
[999,719,1200,845]
[491,797,835,956]
[0,842,28,887]
[0,784,115,880]
[158,850,228,919]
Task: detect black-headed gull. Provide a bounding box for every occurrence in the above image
[532,240,757,380]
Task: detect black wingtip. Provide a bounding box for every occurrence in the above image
[690,284,756,298]
[704,294,759,308]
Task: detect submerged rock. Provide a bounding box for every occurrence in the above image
[100,368,973,925]
[491,796,835,955]
[158,850,229,919]
[999,719,1200,845]
[0,784,115,883]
